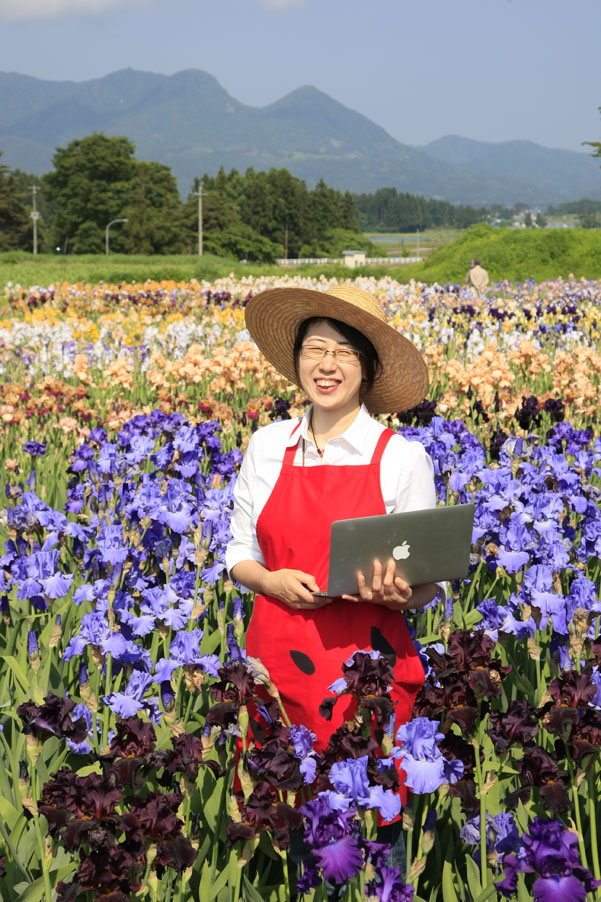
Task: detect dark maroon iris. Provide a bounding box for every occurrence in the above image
[17,693,89,744]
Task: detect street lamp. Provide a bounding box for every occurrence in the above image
[105,218,128,255]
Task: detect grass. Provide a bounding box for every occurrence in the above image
[3,224,601,291]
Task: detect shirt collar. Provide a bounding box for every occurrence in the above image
[287,404,372,453]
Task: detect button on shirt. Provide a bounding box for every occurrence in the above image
[225,404,438,574]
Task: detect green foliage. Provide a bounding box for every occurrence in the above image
[547,197,601,215]
[0,155,31,251]
[392,223,601,283]
[354,186,492,233]
[43,133,137,253]
[205,223,280,263]
[122,160,182,255]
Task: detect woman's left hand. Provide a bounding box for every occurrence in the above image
[342,557,413,611]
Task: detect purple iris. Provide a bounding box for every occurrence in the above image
[393,717,464,793]
[495,817,600,900]
[96,524,129,566]
[327,756,401,821]
[104,671,157,719]
[66,704,96,754]
[23,441,46,456]
[300,795,363,884]
[372,867,415,901]
[290,724,318,784]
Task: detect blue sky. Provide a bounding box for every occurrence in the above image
[0,0,599,153]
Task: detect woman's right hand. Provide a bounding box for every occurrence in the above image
[263,569,329,609]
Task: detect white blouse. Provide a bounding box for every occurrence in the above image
[225,404,438,574]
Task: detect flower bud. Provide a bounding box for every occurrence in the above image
[49,615,62,649]
[238,704,249,742]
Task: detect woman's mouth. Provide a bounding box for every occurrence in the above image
[315,379,340,393]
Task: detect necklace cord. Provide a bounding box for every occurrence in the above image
[309,418,325,458]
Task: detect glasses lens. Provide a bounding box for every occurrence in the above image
[335,348,360,362]
[301,345,360,362]
[301,346,325,359]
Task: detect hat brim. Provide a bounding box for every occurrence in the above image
[244,287,429,414]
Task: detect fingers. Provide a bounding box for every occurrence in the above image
[372,558,383,594]
[297,571,319,593]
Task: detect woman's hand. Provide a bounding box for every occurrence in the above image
[263,569,330,610]
[342,558,438,611]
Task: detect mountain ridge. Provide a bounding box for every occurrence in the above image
[0,68,599,206]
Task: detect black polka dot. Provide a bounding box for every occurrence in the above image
[289,650,316,675]
[370,627,396,666]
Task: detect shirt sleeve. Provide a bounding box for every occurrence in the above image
[381,435,437,514]
[225,432,266,573]
[382,435,446,598]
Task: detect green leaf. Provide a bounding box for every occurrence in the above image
[0,655,30,693]
[442,859,459,902]
[198,768,222,833]
[517,874,531,902]
[15,865,75,902]
[465,854,482,900]
[515,800,531,833]
[209,864,231,900]
[473,882,499,902]
[243,875,269,902]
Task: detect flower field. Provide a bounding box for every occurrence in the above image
[1,273,601,902]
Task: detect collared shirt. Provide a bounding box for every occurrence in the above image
[225,404,438,573]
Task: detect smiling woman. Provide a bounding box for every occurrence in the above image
[226,284,442,883]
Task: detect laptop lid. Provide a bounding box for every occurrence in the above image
[323,503,475,597]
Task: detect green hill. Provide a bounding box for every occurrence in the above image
[393,224,601,283]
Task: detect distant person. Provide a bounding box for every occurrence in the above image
[465,259,489,293]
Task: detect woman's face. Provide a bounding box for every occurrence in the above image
[297,320,364,417]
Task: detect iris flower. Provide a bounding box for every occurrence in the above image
[392,718,464,793]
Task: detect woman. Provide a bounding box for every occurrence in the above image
[226,284,440,755]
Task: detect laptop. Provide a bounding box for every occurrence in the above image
[313,503,475,597]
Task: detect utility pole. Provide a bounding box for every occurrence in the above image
[30,185,40,255]
[284,222,288,260]
[195,185,203,255]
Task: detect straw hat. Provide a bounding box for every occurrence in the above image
[244,285,429,414]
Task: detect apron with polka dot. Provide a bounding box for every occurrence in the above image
[246,422,425,794]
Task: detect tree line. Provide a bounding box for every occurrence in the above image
[0,133,369,261]
[352,188,532,232]
[0,130,576,259]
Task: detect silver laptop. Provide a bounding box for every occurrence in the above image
[314,503,474,597]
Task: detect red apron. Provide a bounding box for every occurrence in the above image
[246,422,425,762]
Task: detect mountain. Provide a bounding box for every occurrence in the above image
[416,135,601,205]
[0,68,599,206]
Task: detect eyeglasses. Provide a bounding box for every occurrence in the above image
[300,344,362,364]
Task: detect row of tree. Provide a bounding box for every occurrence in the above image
[353,188,535,232]
[0,133,370,261]
[3,131,598,258]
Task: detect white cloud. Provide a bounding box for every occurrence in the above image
[0,0,149,22]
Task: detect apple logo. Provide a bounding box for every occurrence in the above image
[393,541,411,560]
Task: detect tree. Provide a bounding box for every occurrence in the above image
[0,154,31,251]
[123,161,182,254]
[43,133,137,253]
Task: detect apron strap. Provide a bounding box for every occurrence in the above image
[370,427,397,465]
[282,420,302,466]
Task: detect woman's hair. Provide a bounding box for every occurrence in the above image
[293,317,382,390]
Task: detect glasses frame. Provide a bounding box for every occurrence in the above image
[299,344,362,364]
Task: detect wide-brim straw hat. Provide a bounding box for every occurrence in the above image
[244,285,429,414]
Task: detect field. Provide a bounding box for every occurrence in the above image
[0,270,601,902]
